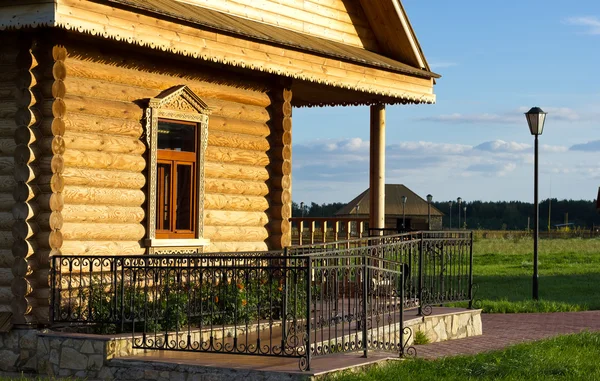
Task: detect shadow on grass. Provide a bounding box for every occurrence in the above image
[472,273,600,311]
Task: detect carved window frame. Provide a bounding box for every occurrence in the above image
[144,86,210,253]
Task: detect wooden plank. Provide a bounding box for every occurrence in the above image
[56,3,435,101]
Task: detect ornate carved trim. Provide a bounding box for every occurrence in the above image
[145,85,210,252]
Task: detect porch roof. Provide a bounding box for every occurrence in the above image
[0,0,439,107]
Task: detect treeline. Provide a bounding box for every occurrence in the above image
[433,199,599,230]
[292,199,599,230]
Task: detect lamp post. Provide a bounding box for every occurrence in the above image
[426,194,433,230]
[526,106,547,300]
[463,206,467,229]
[401,195,407,230]
[300,201,305,217]
[448,201,453,230]
[457,197,462,229]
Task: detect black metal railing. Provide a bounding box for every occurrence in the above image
[50,231,473,371]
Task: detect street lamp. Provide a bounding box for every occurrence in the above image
[426,194,433,230]
[300,201,305,217]
[401,195,407,230]
[457,197,462,229]
[463,206,467,229]
[448,201,453,230]
[525,106,547,300]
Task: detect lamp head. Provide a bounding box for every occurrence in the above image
[525,107,547,136]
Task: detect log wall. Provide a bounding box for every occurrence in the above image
[0,34,17,316]
[55,38,289,255]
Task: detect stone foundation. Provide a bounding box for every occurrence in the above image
[0,309,482,380]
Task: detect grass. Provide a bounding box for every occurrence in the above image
[413,330,430,345]
[466,237,600,312]
[326,331,600,381]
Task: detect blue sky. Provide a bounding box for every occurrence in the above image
[292,0,600,205]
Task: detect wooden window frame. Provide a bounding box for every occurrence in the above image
[155,119,198,239]
[144,86,210,253]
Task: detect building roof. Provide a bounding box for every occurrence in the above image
[336,184,444,217]
[0,0,438,106]
[107,0,440,80]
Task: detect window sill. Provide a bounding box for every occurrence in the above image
[145,238,211,248]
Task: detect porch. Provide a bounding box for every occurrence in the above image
[47,231,477,377]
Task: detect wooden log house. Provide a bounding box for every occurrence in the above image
[0,0,439,325]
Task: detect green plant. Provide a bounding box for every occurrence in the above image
[413,330,430,345]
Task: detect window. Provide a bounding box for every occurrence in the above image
[144,86,210,251]
[156,119,197,238]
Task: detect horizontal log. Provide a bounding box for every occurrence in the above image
[0,102,17,119]
[0,176,16,193]
[270,175,291,191]
[204,162,269,182]
[11,277,33,298]
[64,57,271,107]
[14,125,41,147]
[207,98,270,123]
[62,222,145,241]
[36,230,63,250]
[204,210,268,227]
[269,220,291,235]
[36,193,63,212]
[0,119,17,137]
[60,240,145,255]
[0,139,16,156]
[0,193,15,212]
[62,205,144,224]
[204,241,269,253]
[270,190,292,205]
[0,212,14,230]
[0,268,11,286]
[203,226,269,242]
[204,178,269,197]
[43,131,145,155]
[58,95,144,121]
[14,162,39,183]
[11,240,36,259]
[0,156,14,176]
[40,167,145,190]
[205,146,270,167]
[44,113,144,138]
[13,181,38,204]
[36,211,63,231]
[0,249,13,267]
[208,116,271,137]
[62,185,145,206]
[269,204,292,220]
[12,219,38,240]
[204,193,269,212]
[0,286,13,303]
[37,173,64,193]
[207,130,270,152]
[60,149,145,172]
[268,159,292,177]
[12,202,38,221]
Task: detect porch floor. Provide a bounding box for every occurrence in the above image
[112,307,467,379]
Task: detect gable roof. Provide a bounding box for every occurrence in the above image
[359,0,430,71]
[336,184,444,217]
[104,0,439,80]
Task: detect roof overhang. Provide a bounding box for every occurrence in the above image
[0,0,439,107]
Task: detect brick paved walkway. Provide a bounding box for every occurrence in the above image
[416,311,600,359]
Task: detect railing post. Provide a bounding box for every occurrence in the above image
[305,256,312,371]
[362,253,368,358]
[468,231,474,309]
[399,267,405,356]
[49,256,56,325]
[418,233,424,316]
[282,247,288,344]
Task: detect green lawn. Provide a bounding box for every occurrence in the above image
[469,237,600,312]
[326,332,600,381]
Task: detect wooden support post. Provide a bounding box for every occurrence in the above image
[298,220,304,246]
[369,104,385,236]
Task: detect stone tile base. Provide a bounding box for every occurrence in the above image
[0,309,482,380]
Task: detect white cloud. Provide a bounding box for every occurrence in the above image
[565,16,600,35]
[475,140,530,152]
[418,112,520,124]
[570,140,600,152]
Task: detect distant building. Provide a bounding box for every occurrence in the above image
[335,184,444,231]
